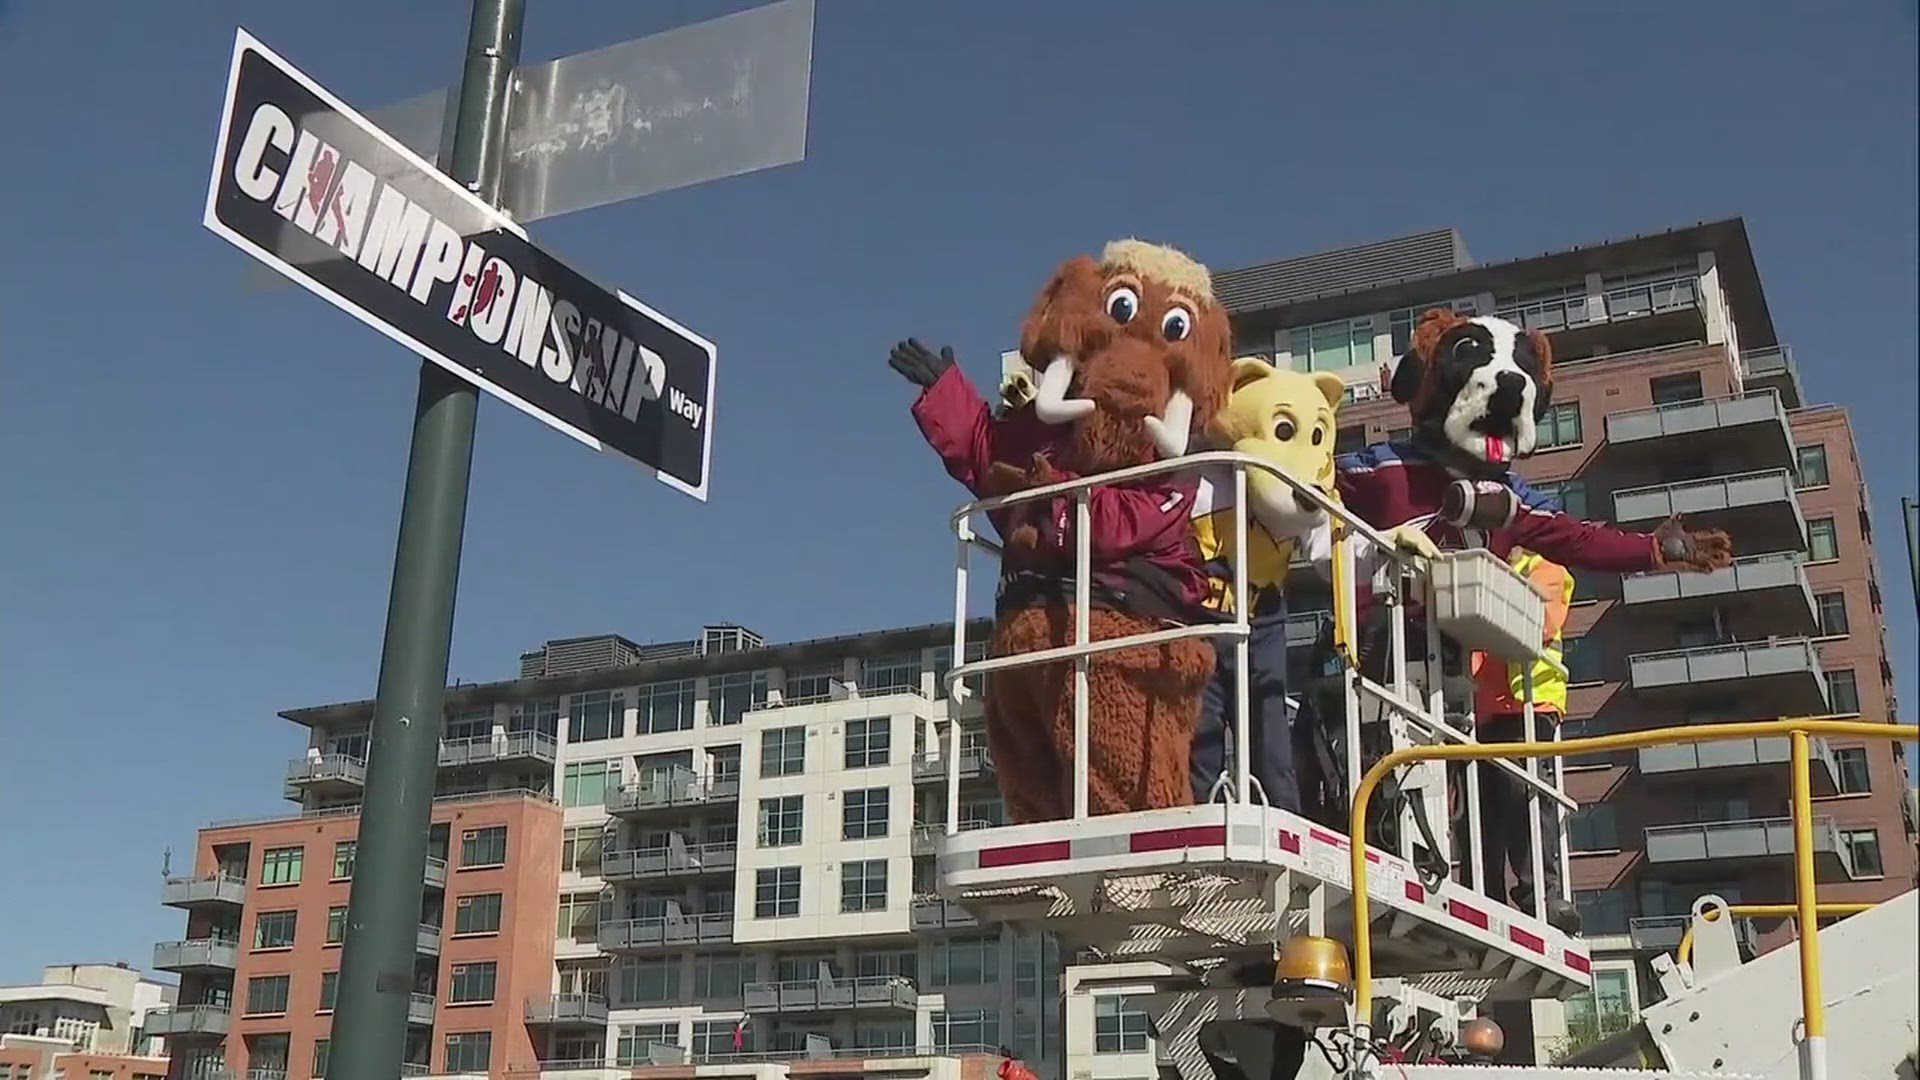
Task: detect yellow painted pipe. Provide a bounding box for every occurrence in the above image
[1677,902,1875,969]
[1790,732,1825,1041]
[1347,715,1915,1030]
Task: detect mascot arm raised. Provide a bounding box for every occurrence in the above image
[1440,478,1733,573]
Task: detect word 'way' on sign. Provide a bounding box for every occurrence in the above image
[204,29,716,500]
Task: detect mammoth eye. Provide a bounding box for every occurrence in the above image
[1161,306,1193,342]
[1273,418,1297,442]
[1105,286,1140,324]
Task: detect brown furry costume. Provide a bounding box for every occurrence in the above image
[895,241,1233,821]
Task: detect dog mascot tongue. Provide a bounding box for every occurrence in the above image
[1343,309,1734,572]
[890,240,1232,821]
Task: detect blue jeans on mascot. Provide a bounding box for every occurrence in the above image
[1190,585,1301,813]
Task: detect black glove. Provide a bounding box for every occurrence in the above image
[888,338,955,390]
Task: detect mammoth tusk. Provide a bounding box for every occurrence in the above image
[1033,356,1096,425]
[1143,389,1194,458]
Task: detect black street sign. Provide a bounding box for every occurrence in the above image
[204,30,715,500]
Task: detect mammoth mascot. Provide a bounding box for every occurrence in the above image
[891,240,1232,821]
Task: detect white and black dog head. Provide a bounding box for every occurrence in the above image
[1387,311,1554,469]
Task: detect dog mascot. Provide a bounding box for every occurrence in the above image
[1187,358,1345,813]
[891,240,1232,821]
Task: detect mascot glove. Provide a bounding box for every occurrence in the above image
[1440,479,1520,531]
[1387,524,1441,559]
[1653,515,1734,573]
[889,338,956,389]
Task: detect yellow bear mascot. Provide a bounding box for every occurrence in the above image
[1188,357,1345,811]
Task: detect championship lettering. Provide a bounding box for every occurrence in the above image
[230,101,676,426]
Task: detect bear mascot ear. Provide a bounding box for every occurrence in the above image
[1527,327,1556,419]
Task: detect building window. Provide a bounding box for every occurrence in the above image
[556,892,599,942]
[1493,282,1594,332]
[755,866,802,918]
[1564,968,1635,1046]
[1573,890,1628,935]
[318,971,338,1012]
[569,689,624,742]
[1570,805,1618,851]
[325,905,347,945]
[311,1038,330,1078]
[1795,444,1830,488]
[711,745,743,787]
[244,975,291,1016]
[1390,302,1477,354]
[783,662,840,705]
[449,961,498,1004]
[1536,401,1583,450]
[331,840,356,881]
[1334,425,1367,455]
[509,699,559,737]
[693,953,749,999]
[443,1032,492,1073]
[561,826,603,875]
[253,910,297,950]
[1832,746,1871,794]
[932,1009,1001,1052]
[841,859,889,913]
[1386,425,1413,443]
[1602,262,1699,317]
[761,726,806,777]
[1815,592,1849,636]
[260,845,304,886]
[1563,636,1601,683]
[1535,479,1590,521]
[932,934,1000,986]
[845,716,892,769]
[758,795,805,847]
[843,787,890,839]
[562,760,617,807]
[444,707,492,742]
[1560,717,1616,769]
[1807,517,1839,561]
[454,893,503,936]
[1094,996,1151,1053]
[711,670,768,726]
[460,825,507,868]
[616,960,678,1005]
[692,1019,737,1056]
[1842,828,1884,876]
[636,680,695,734]
[1287,317,1375,373]
[616,1023,680,1065]
[861,653,922,695]
[1828,669,1860,714]
[1649,371,1704,406]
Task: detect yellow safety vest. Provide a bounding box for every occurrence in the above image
[1506,551,1571,714]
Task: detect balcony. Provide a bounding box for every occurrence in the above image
[1628,638,1827,714]
[599,842,737,882]
[742,975,918,1014]
[1620,553,1818,635]
[416,923,442,956]
[911,748,993,783]
[1741,346,1803,410]
[910,894,978,930]
[407,992,436,1026]
[1629,913,1756,954]
[438,730,559,768]
[1612,469,1807,554]
[598,912,735,951]
[161,872,247,911]
[283,753,367,799]
[525,992,609,1027]
[911,819,995,854]
[1637,734,1840,796]
[144,1004,231,1038]
[604,770,741,816]
[1602,390,1794,472]
[152,937,240,974]
[424,855,448,889]
[1644,815,1853,878]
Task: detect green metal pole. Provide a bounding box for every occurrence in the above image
[325,2,524,1076]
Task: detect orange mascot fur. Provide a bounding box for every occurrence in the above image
[890,240,1233,820]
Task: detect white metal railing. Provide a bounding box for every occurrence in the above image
[938,448,1576,920]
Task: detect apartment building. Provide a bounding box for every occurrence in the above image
[155,622,1079,1080]
[1210,218,1917,1057]
[0,963,173,1058]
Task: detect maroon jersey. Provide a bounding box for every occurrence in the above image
[910,364,1208,614]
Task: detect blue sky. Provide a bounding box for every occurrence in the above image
[0,1,1914,983]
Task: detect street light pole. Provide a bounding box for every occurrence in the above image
[1903,497,1919,620]
[325,2,524,1076]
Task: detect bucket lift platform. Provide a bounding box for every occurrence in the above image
[933,801,1591,1002]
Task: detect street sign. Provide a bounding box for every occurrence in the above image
[205,29,716,500]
